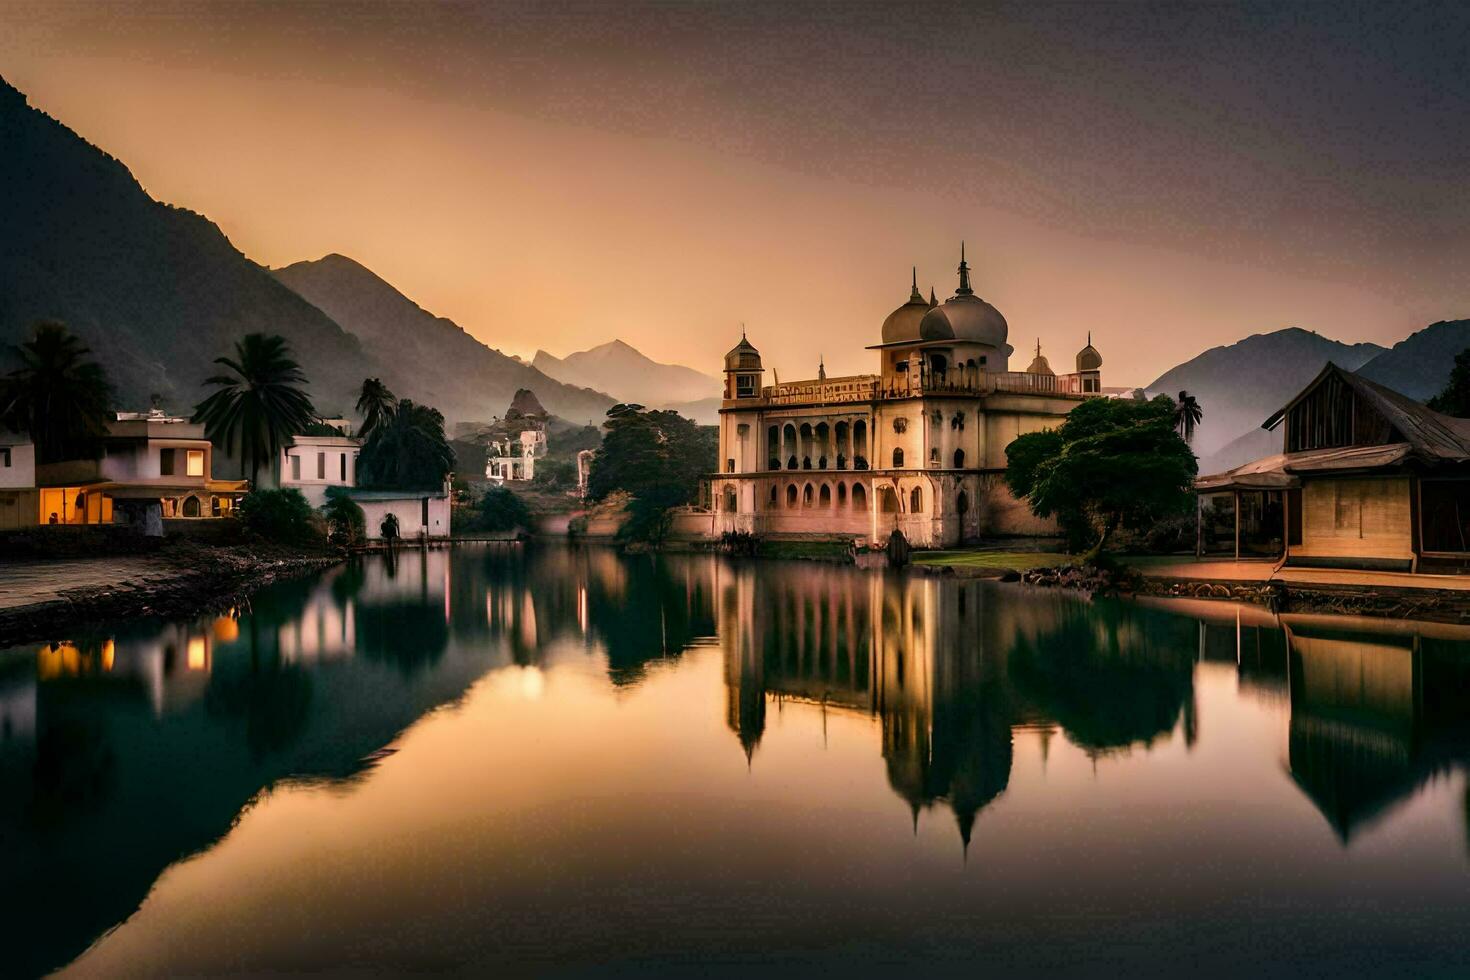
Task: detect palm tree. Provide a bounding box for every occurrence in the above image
[355,377,397,440]
[0,321,113,463]
[1174,390,1203,443]
[357,399,456,491]
[194,333,316,485]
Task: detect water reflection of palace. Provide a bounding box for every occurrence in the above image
[722,570,1470,849]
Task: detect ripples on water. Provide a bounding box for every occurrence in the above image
[3,545,1470,977]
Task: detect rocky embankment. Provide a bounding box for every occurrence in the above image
[1014,563,1470,625]
[0,544,340,646]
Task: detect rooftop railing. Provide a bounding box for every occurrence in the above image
[756,371,1096,405]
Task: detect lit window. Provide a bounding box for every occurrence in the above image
[186,449,205,477]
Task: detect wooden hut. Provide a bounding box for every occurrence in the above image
[1195,363,1470,571]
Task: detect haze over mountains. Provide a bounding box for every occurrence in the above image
[1157,320,1470,474]
[273,255,613,424]
[0,74,611,427]
[4,69,1468,454]
[533,340,722,422]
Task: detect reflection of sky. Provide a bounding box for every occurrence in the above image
[5,547,1470,975]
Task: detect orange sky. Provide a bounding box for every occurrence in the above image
[2,2,1467,386]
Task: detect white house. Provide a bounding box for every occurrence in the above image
[0,430,37,530]
[486,428,547,483]
[348,487,452,542]
[278,433,361,507]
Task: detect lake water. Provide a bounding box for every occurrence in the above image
[4,545,1470,977]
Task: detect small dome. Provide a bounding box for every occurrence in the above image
[724,334,762,372]
[881,269,934,344]
[918,244,1009,348]
[1076,334,1102,372]
[1025,341,1054,376]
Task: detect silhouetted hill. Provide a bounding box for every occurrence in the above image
[1147,328,1385,460]
[533,340,719,406]
[0,75,376,415]
[272,254,614,425]
[1357,319,1470,401]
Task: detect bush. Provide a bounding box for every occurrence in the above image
[477,487,532,532]
[322,489,366,547]
[237,488,319,545]
[532,458,577,490]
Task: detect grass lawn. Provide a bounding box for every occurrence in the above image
[911,550,1071,571]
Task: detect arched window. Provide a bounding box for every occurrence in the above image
[723,487,737,512]
[892,447,904,468]
[953,448,965,468]
[786,484,798,508]
[852,483,867,510]
[910,487,923,513]
[769,485,778,508]
[879,486,900,513]
[802,483,814,507]
[819,484,832,508]
[182,495,201,518]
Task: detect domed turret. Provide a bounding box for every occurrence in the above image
[918,243,1010,349]
[724,333,762,372]
[880,268,933,344]
[1076,332,1102,372]
[724,330,764,399]
[1025,340,1054,376]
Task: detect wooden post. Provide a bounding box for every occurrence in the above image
[1233,490,1241,561]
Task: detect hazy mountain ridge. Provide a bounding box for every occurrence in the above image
[272,255,615,425]
[1357,319,1470,401]
[0,74,377,415]
[533,340,719,406]
[1147,327,1386,464]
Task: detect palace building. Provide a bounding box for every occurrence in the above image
[705,246,1103,548]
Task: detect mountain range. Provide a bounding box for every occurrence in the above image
[272,255,612,424]
[0,75,612,426]
[1155,320,1470,474]
[4,72,1467,456]
[532,341,722,419]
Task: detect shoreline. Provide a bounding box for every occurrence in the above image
[0,546,342,648]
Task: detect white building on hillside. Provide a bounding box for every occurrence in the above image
[0,430,37,530]
[486,428,547,483]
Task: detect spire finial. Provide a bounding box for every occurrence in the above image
[956,241,973,296]
[909,266,923,303]
[1088,330,1093,346]
[929,286,937,307]
[741,321,746,340]
[1036,337,1042,358]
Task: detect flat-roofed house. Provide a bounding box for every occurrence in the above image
[1196,363,1470,571]
[279,433,361,507]
[0,430,37,530]
[35,410,248,531]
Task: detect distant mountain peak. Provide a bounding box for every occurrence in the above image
[533,339,719,407]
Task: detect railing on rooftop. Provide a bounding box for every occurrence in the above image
[757,371,1095,405]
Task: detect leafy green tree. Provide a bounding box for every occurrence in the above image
[237,488,319,544]
[194,334,316,484]
[1428,348,1470,417]
[532,458,577,489]
[357,399,456,490]
[1173,390,1203,443]
[355,377,397,439]
[587,403,716,542]
[0,320,113,463]
[322,487,366,546]
[477,486,532,531]
[1006,395,1197,559]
